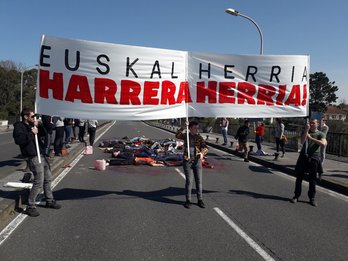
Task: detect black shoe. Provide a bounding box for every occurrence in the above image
[45,200,62,209]
[309,198,317,207]
[197,200,206,208]
[184,200,191,209]
[318,173,323,181]
[290,197,298,203]
[25,207,40,217]
[244,158,249,162]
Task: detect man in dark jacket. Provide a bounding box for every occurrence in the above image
[13,108,61,217]
[290,118,327,207]
[235,120,250,162]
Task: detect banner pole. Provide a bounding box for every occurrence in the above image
[34,66,41,164]
[185,98,190,160]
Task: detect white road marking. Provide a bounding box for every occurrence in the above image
[214,207,275,261]
[0,155,81,246]
[174,167,275,260]
[0,121,116,246]
[175,168,186,179]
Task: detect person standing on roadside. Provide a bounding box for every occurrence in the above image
[274,118,285,157]
[87,120,98,146]
[41,114,54,157]
[63,118,74,145]
[13,108,61,217]
[320,118,329,163]
[220,117,229,145]
[290,118,326,207]
[72,119,80,142]
[78,119,86,143]
[175,121,209,209]
[53,116,65,156]
[235,120,250,162]
[255,121,265,155]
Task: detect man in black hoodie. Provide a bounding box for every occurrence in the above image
[235,120,250,162]
[13,108,61,217]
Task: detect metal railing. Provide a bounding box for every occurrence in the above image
[160,120,348,157]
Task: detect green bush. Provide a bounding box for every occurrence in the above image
[0,111,8,120]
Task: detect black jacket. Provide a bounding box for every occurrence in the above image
[13,121,44,157]
[42,115,54,134]
[235,125,250,143]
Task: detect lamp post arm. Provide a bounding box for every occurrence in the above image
[239,13,264,55]
[19,65,38,117]
[20,71,24,115]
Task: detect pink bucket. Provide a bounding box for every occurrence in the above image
[95,159,106,171]
[84,145,93,155]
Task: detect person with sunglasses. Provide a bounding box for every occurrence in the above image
[13,108,61,217]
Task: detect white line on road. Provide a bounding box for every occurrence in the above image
[0,154,82,246]
[214,207,275,261]
[175,167,274,260]
[0,121,116,246]
[175,168,186,179]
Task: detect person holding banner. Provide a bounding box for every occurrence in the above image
[13,108,61,217]
[175,121,208,209]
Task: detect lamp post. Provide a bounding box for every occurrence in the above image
[225,8,264,55]
[20,65,38,116]
[225,9,273,123]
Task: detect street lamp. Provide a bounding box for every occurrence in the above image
[225,8,264,55]
[20,65,38,116]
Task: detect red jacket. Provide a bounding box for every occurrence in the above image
[255,126,264,137]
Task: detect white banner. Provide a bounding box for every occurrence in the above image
[36,35,309,119]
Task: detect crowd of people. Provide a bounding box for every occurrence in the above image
[13,109,329,217]
[39,116,98,157]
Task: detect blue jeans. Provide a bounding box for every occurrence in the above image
[255,136,263,150]
[221,128,228,144]
[183,159,203,201]
[27,156,54,208]
[64,125,73,143]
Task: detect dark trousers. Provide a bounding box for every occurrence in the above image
[183,159,203,202]
[78,125,85,142]
[294,153,320,199]
[255,136,263,150]
[54,126,65,155]
[88,127,96,146]
[275,137,285,154]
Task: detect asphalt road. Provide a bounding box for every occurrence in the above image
[0,121,347,261]
[0,131,25,177]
